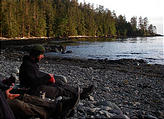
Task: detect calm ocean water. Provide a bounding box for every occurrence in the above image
[46,37,164,65]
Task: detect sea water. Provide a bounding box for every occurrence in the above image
[46,36,164,65]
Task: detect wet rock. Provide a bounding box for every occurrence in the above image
[48,45,66,53]
[66,50,72,53]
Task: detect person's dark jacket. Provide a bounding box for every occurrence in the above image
[19,55,51,88]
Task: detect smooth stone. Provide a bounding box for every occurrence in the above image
[92,107,101,111]
[65,50,72,53]
[99,110,104,114]
[89,95,94,101]
[79,102,84,106]
[89,108,96,113]
[104,87,110,90]
[101,106,112,111]
[133,102,141,106]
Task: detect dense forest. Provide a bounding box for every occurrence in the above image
[0,0,158,38]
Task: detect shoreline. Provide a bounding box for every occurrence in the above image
[0,34,163,40]
[0,35,163,47]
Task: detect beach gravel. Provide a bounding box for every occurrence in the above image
[0,49,164,119]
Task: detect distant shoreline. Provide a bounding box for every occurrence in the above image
[0,34,163,41]
[0,35,163,47]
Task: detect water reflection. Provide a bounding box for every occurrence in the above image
[46,37,164,65]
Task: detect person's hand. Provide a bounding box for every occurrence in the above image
[49,74,55,83]
[5,86,20,100]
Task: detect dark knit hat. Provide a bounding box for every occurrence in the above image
[30,44,45,56]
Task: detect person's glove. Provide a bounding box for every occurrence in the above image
[6,84,20,100]
[49,74,55,83]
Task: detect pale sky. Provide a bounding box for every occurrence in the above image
[78,0,164,35]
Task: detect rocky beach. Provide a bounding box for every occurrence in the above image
[0,44,164,119]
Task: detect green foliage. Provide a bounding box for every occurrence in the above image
[0,0,157,38]
[116,15,128,36]
[55,17,69,37]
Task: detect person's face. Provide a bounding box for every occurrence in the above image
[37,54,44,61]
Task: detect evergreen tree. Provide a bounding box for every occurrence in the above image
[116,15,127,36]
[130,16,137,36]
[55,16,69,37]
[143,17,148,35]
[43,0,55,37]
[148,24,154,35]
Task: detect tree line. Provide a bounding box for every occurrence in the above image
[0,0,157,38]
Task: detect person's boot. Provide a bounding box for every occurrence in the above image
[54,86,80,118]
[80,85,94,100]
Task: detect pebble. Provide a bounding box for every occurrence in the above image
[89,95,94,101]
[101,106,112,111]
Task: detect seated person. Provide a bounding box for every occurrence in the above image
[0,81,80,119]
[0,44,93,118]
[19,44,94,100]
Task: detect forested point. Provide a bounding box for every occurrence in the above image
[0,0,160,39]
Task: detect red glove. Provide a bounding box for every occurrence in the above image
[6,84,20,100]
[49,74,55,83]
